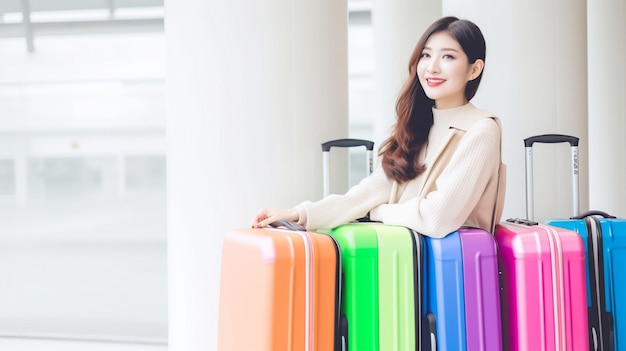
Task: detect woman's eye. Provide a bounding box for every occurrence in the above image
[443,54,455,60]
[420,53,430,58]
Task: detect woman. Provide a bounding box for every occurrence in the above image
[252,16,505,238]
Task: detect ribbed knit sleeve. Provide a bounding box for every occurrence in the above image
[369,118,500,238]
[295,165,393,230]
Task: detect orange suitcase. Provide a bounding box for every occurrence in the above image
[217,221,341,351]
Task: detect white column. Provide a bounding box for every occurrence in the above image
[588,0,626,216]
[371,0,441,147]
[165,1,348,350]
[443,0,589,221]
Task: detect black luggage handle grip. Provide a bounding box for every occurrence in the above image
[523,133,581,219]
[268,220,306,231]
[506,218,539,226]
[322,138,375,152]
[571,210,616,220]
[524,134,579,147]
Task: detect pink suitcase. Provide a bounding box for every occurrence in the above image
[495,134,588,350]
[496,219,588,350]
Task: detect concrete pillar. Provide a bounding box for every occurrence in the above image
[587,0,626,216]
[165,0,348,350]
[371,0,441,147]
[443,0,589,221]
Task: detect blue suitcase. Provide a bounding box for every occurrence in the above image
[423,231,466,351]
[549,212,626,351]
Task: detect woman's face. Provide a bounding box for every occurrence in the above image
[416,31,483,109]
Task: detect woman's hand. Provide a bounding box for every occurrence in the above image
[251,208,299,228]
[368,204,386,222]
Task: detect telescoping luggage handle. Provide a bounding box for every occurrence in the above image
[321,139,374,198]
[524,134,579,221]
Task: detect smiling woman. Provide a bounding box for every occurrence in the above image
[253,16,506,239]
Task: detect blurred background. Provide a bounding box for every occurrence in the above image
[0,0,374,349]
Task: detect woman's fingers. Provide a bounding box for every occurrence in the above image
[251,209,270,228]
[257,216,275,228]
[251,208,298,228]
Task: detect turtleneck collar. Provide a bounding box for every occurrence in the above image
[432,102,493,131]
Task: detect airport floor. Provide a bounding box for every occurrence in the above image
[0,189,168,351]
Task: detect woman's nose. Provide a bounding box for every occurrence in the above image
[426,58,440,74]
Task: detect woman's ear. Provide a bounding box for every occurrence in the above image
[468,59,484,81]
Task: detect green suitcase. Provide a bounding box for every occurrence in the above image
[325,223,422,351]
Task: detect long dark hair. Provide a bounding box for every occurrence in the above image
[378,16,487,183]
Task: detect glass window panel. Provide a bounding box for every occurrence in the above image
[0,32,167,344]
[0,159,16,197]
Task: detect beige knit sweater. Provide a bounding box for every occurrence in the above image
[296,103,505,238]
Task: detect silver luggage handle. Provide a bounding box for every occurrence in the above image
[523,134,580,220]
[321,138,374,198]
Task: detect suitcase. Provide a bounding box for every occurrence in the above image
[535,134,626,351]
[549,211,626,351]
[423,227,502,351]
[325,223,422,351]
[322,138,422,351]
[495,134,588,351]
[458,228,503,351]
[217,221,341,351]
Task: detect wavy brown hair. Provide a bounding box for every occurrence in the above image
[378,16,487,183]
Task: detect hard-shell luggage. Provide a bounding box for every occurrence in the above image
[423,227,502,351]
[326,223,422,351]
[532,134,626,351]
[458,228,502,351]
[495,134,588,351]
[550,212,626,351]
[217,221,341,351]
[322,139,422,351]
[496,219,588,350]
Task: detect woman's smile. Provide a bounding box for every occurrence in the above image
[425,78,446,87]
